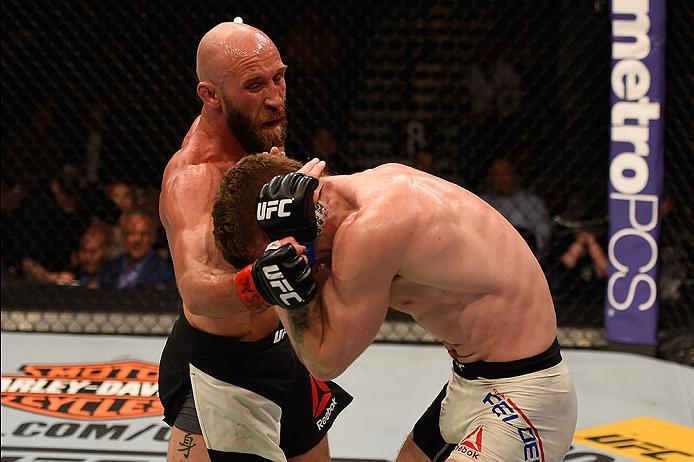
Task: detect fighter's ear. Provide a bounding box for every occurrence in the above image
[197,81,221,108]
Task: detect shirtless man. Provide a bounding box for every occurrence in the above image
[157,23,350,462]
[212,154,578,462]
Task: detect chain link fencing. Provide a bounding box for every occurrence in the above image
[2,0,692,365]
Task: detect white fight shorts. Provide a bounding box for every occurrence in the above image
[413,339,578,462]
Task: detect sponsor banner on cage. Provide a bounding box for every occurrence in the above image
[1,336,169,462]
[606,0,666,345]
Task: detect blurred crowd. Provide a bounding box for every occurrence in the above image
[2,28,691,326]
[0,108,603,302]
[2,162,173,290]
[2,102,690,323]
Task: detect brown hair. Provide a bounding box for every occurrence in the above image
[82,220,114,248]
[122,209,159,233]
[212,154,303,268]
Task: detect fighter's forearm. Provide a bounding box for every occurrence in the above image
[276,298,338,379]
[285,298,323,357]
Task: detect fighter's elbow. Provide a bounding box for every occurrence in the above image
[307,362,343,382]
[175,278,196,309]
[304,353,350,381]
[182,298,206,317]
[176,276,213,317]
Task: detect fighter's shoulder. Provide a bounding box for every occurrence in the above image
[367,163,423,186]
[334,198,406,276]
[162,156,225,208]
[344,186,411,240]
[164,149,223,184]
[369,162,413,176]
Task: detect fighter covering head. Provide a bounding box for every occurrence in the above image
[212,154,304,269]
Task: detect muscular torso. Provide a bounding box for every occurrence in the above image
[160,118,278,338]
[328,164,557,362]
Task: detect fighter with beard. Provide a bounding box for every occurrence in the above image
[157,23,351,462]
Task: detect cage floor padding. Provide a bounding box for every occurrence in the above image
[2,332,692,461]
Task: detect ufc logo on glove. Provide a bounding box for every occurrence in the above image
[262,264,304,305]
[257,199,294,221]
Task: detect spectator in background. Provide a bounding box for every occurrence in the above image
[99,210,173,289]
[548,227,608,317]
[558,231,608,278]
[548,226,608,324]
[479,157,552,257]
[74,221,112,288]
[108,181,135,216]
[17,165,98,283]
[547,192,608,318]
[107,180,135,256]
[23,220,114,288]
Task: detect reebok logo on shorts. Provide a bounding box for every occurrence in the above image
[310,375,332,417]
[310,375,337,430]
[482,388,545,462]
[454,425,484,459]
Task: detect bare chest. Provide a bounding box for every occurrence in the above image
[389,277,478,322]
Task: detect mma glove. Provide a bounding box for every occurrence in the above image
[256,172,319,242]
[236,242,317,310]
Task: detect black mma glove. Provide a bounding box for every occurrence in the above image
[256,172,319,242]
[250,242,318,309]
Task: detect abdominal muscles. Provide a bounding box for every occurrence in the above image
[389,276,556,363]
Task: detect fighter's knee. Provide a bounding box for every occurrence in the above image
[287,435,330,462]
[396,434,431,462]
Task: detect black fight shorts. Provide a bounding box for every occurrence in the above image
[158,314,352,461]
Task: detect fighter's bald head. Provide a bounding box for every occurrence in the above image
[196,22,276,83]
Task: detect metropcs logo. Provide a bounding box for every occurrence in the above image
[257,199,294,221]
[1,361,163,420]
[608,0,662,312]
[310,376,337,431]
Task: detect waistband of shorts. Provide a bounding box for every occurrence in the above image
[176,314,287,355]
[452,338,562,380]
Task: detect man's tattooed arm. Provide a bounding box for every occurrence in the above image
[286,296,324,360]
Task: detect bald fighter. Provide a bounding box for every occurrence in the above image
[158,23,351,462]
[212,155,578,462]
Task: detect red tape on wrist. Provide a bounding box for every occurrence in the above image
[235,265,271,311]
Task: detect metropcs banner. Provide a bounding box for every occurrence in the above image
[607,0,665,345]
